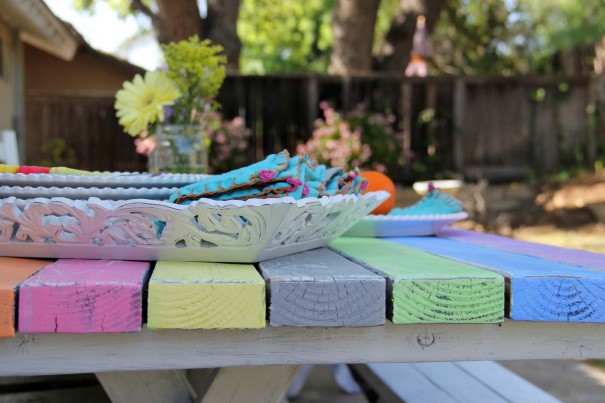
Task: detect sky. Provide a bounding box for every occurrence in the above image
[43,0,162,70]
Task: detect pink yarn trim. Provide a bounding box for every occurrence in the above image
[259,169,276,181]
[360,179,368,191]
[286,177,303,192]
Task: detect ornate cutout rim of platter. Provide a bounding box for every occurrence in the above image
[0,191,389,263]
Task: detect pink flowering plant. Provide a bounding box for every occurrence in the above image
[297,101,372,170]
[203,111,252,173]
[347,103,404,174]
[298,102,403,174]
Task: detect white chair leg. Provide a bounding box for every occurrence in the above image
[332,364,362,394]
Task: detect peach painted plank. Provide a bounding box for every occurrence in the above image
[18,259,150,334]
[0,257,51,338]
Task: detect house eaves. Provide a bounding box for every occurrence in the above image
[0,0,78,60]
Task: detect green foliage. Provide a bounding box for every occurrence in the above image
[373,0,400,49]
[35,138,77,167]
[431,0,605,75]
[431,0,537,75]
[161,36,226,121]
[297,102,370,170]
[524,0,605,51]
[347,104,403,175]
[72,0,605,76]
[238,0,335,74]
[297,102,403,174]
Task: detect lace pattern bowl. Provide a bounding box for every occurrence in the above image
[0,192,388,262]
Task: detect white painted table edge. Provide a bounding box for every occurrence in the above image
[0,320,601,376]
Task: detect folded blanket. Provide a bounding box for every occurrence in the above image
[169,150,367,204]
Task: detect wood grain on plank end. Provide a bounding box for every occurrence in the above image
[512,277,605,322]
[18,259,150,334]
[396,236,605,323]
[0,257,52,338]
[148,261,265,330]
[331,238,505,324]
[392,279,504,324]
[259,248,385,327]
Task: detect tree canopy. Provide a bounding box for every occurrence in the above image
[71,0,605,76]
[238,0,335,74]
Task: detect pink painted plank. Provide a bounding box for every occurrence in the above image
[18,259,150,334]
[440,228,605,270]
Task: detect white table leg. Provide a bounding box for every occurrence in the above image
[197,365,300,403]
[96,370,194,403]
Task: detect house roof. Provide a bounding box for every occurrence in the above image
[0,0,78,60]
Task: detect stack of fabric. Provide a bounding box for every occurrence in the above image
[169,150,367,204]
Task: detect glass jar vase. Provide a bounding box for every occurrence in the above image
[148,124,208,174]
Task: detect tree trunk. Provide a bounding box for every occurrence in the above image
[155,0,203,44]
[329,0,381,75]
[207,0,242,72]
[374,0,446,73]
[143,0,241,72]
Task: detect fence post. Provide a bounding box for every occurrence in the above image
[306,75,318,139]
[342,76,351,113]
[400,81,412,180]
[453,78,466,175]
[587,74,604,166]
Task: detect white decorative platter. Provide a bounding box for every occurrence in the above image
[0,191,389,262]
[0,185,179,200]
[0,172,209,188]
[343,212,469,237]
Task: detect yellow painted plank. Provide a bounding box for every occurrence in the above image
[147,261,265,329]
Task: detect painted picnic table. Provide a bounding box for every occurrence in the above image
[1,228,605,402]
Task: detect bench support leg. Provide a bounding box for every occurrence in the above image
[196,365,300,403]
[96,370,194,403]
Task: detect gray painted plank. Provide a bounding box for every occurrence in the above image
[352,363,453,403]
[412,362,508,402]
[259,248,385,327]
[359,362,559,403]
[454,361,561,403]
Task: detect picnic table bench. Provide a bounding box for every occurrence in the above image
[1,228,605,402]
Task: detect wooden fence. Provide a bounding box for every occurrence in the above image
[25,93,147,172]
[24,74,600,181]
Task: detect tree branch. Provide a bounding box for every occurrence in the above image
[130,0,159,27]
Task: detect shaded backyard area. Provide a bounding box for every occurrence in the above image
[445,170,605,253]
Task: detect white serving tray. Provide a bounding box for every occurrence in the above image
[343,212,468,237]
[0,185,179,200]
[0,192,388,262]
[0,172,209,188]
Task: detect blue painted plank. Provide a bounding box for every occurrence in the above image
[390,236,605,322]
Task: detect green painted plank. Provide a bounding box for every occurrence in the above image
[330,238,504,324]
